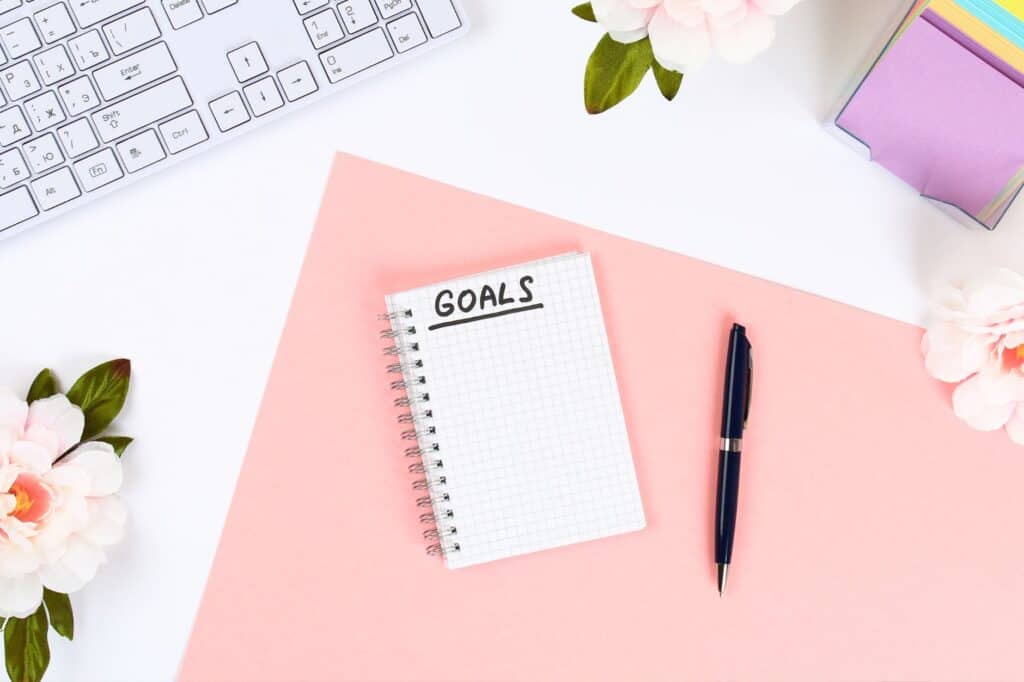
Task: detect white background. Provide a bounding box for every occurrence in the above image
[4,0,1024,679]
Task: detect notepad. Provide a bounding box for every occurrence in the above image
[382,253,646,568]
[834,0,1024,228]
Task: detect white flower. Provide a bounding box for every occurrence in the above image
[0,390,125,618]
[922,268,1024,444]
[592,0,804,71]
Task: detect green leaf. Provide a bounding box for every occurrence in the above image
[572,2,596,21]
[66,359,131,441]
[652,62,684,101]
[42,590,72,641]
[26,370,59,404]
[584,35,654,114]
[4,607,50,682]
[95,436,133,457]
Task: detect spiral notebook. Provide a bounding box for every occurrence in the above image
[382,252,646,568]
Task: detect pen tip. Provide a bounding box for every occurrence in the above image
[717,563,728,597]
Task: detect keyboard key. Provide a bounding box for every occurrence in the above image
[417,0,460,37]
[34,3,77,44]
[278,61,317,102]
[242,76,282,117]
[1,18,41,59]
[319,28,392,84]
[71,0,144,28]
[157,109,206,153]
[24,91,66,130]
[0,61,41,100]
[103,7,161,55]
[92,75,192,142]
[372,0,410,19]
[94,42,176,100]
[292,0,328,14]
[0,105,29,144]
[227,42,266,82]
[337,0,377,33]
[199,0,236,13]
[387,13,426,53]
[303,8,343,49]
[0,186,38,232]
[208,90,247,131]
[73,146,122,190]
[33,44,75,85]
[23,132,63,172]
[31,166,79,209]
[161,0,202,29]
[115,128,164,172]
[56,117,99,156]
[58,75,100,116]
[0,0,22,16]
[0,147,27,188]
[68,30,110,70]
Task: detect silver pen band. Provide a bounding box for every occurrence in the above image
[720,437,743,453]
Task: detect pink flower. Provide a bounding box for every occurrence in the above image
[0,390,125,618]
[922,268,1024,444]
[591,0,804,70]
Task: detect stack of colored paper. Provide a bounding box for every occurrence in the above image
[835,0,1024,229]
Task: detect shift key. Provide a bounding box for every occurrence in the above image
[92,76,192,143]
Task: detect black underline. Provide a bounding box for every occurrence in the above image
[428,303,545,331]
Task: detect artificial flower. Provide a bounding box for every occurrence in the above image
[922,267,1024,444]
[0,390,125,618]
[592,0,804,71]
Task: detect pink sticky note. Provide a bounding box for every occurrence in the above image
[181,154,1024,681]
[837,14,1024,223]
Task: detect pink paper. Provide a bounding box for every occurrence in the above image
[181,154,1024,681]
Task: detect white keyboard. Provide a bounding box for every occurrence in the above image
[0,0,468,239]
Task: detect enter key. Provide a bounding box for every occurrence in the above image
[93,42,177,100]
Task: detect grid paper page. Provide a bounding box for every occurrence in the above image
[386,253,646,568]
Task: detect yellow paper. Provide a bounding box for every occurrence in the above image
[995,0,1024,19]
[930,0,1024,73]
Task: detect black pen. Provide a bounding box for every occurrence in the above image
[715,323,753,596]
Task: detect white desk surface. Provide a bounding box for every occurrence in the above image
[3,1,1023,679]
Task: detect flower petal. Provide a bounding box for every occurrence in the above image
[921,322,992,383]
[1005,405,1024,445]
[0,389,27,437]
[38,536,105,594]
[10,441,55,474]
[0,573,43,619]
[26,395,84,455]
[58,442,123,497]
[710,5,776,63]
[952,374,1016,431]
[592,0,656,38]
[649,6,712,71]
[80,496,127,547]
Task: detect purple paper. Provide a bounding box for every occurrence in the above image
[837,14,1024,219]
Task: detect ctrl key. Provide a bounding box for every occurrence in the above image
[0,186,39,232]
[159,110,208,154]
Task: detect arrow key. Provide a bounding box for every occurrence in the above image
[292,0,328,14]
[227,41,267,83]
[208,90,249,132]
[242,76,283,117]
[278,61,317,103]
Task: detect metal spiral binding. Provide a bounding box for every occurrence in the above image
[381,307,460,559]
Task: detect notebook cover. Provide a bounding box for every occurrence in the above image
[181,154,1024,681]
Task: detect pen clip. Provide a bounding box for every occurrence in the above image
[743,347,753,429]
